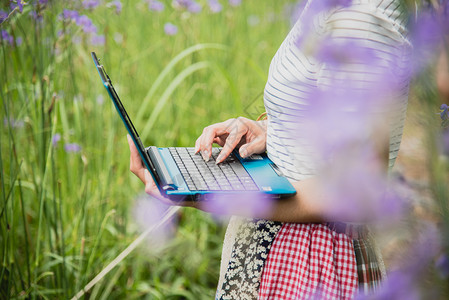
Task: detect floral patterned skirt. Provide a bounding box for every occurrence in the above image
[216,218,384,300]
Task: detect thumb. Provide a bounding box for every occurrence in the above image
[239,143,254,158]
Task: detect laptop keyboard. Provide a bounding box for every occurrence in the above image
[169,147,259,191]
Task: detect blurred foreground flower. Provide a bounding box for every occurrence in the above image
[208,0,222,13]
[148,0,165,12]
[164,22,178,35]
[108,0,122,14]
[132,194,177,250]
[199,192,274,222]
[229,0,241,7]
[64,143,82,153]
[52,133,61,147]
[82,0,101,10]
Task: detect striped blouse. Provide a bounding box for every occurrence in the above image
[264,0,411,181]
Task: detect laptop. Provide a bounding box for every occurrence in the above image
[92,52,296,202]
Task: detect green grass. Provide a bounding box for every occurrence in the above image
[0,1,296,298]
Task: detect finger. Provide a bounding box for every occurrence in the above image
[216,127,245,164]
[127,135,146,182]
[239,137,264,158]
[198,122,228,161]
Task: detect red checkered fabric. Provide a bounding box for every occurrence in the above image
[258,223,358,299]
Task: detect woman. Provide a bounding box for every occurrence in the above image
[129,0,411,298]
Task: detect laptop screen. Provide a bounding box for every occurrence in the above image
[91,52,161,185]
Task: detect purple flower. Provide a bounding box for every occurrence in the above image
[199,192,274,221]
[39,0,49,5]
[164,22,178,35]
[62,9,79,20]
[229,0,241,6]
[132,194,177,250]
[29,10,43,22]
[440,104,449,120]
[0,10,8,23]
[76,15,97,33]
[83,0,101,10]
[3,117,24,128]
[64,143,82,153]
[108,0,122,14]
[436,254,449,278]
[1,30,14,46]
[15,36,22,46]
[11,0,25,13]
[148,0,164,12]
[90,34,105,45]
[187,1,202,13]
[52,133,61,147]
[208,0,222,13]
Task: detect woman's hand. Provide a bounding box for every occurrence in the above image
[195,117,267,164]
[127,135,194,207]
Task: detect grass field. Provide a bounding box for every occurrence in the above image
[0,1,300,298]
[1,0,449,299]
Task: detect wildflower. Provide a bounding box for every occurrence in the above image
[3,117,24,129]
[62,9,79,20]
[52,133,61,147]
[76,15,97,33]
[187,1,202,13]
[0,10,7,23]
[148,0,164,12]
[229,0,241,6]
[164,22,178,35]
[436,254,449,279]
[108,0,122,14]
[440,104,449,121]
[64,143,82,153]
[208,0,222,13]
[10,0,25,13]
[132,194,177,251]
[90,33,105,46]
[29,10,44,22]
[1,30,14,46]
[82,0,101,10]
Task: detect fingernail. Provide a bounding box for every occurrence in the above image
[215,154,222,164]
[202,150,210,162]
[240,149,248,158]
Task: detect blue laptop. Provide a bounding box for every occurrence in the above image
[92,52,296,202]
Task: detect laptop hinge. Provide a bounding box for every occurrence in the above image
[147,146,175,190]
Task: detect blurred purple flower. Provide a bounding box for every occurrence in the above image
[15,36,22,46]
[0,10,7,23]
[1,30,14,45]
[108,0,122,14]
[441,128,449,156]
[200,192,274,221]
[76,15,97,33]
[357,224,440,300]
[52,133,61,147]
[410,7,449,75]
[229,0,241,6]
[29,10,44,22]
[436,254,449,279]
[39,0,49,5]
[208,0,222,13]
[440,104,449,120]
[164,22,178,35]
[173,0,202,13]
[187,1,202,13]
[83,0,101,10]
[90,34,105,45]
[132,194,177,250]
[64,143,82,153]
[3,117,24,129]
[11,0,25,13]
[148,0,164,12]
[62,9,79,20]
